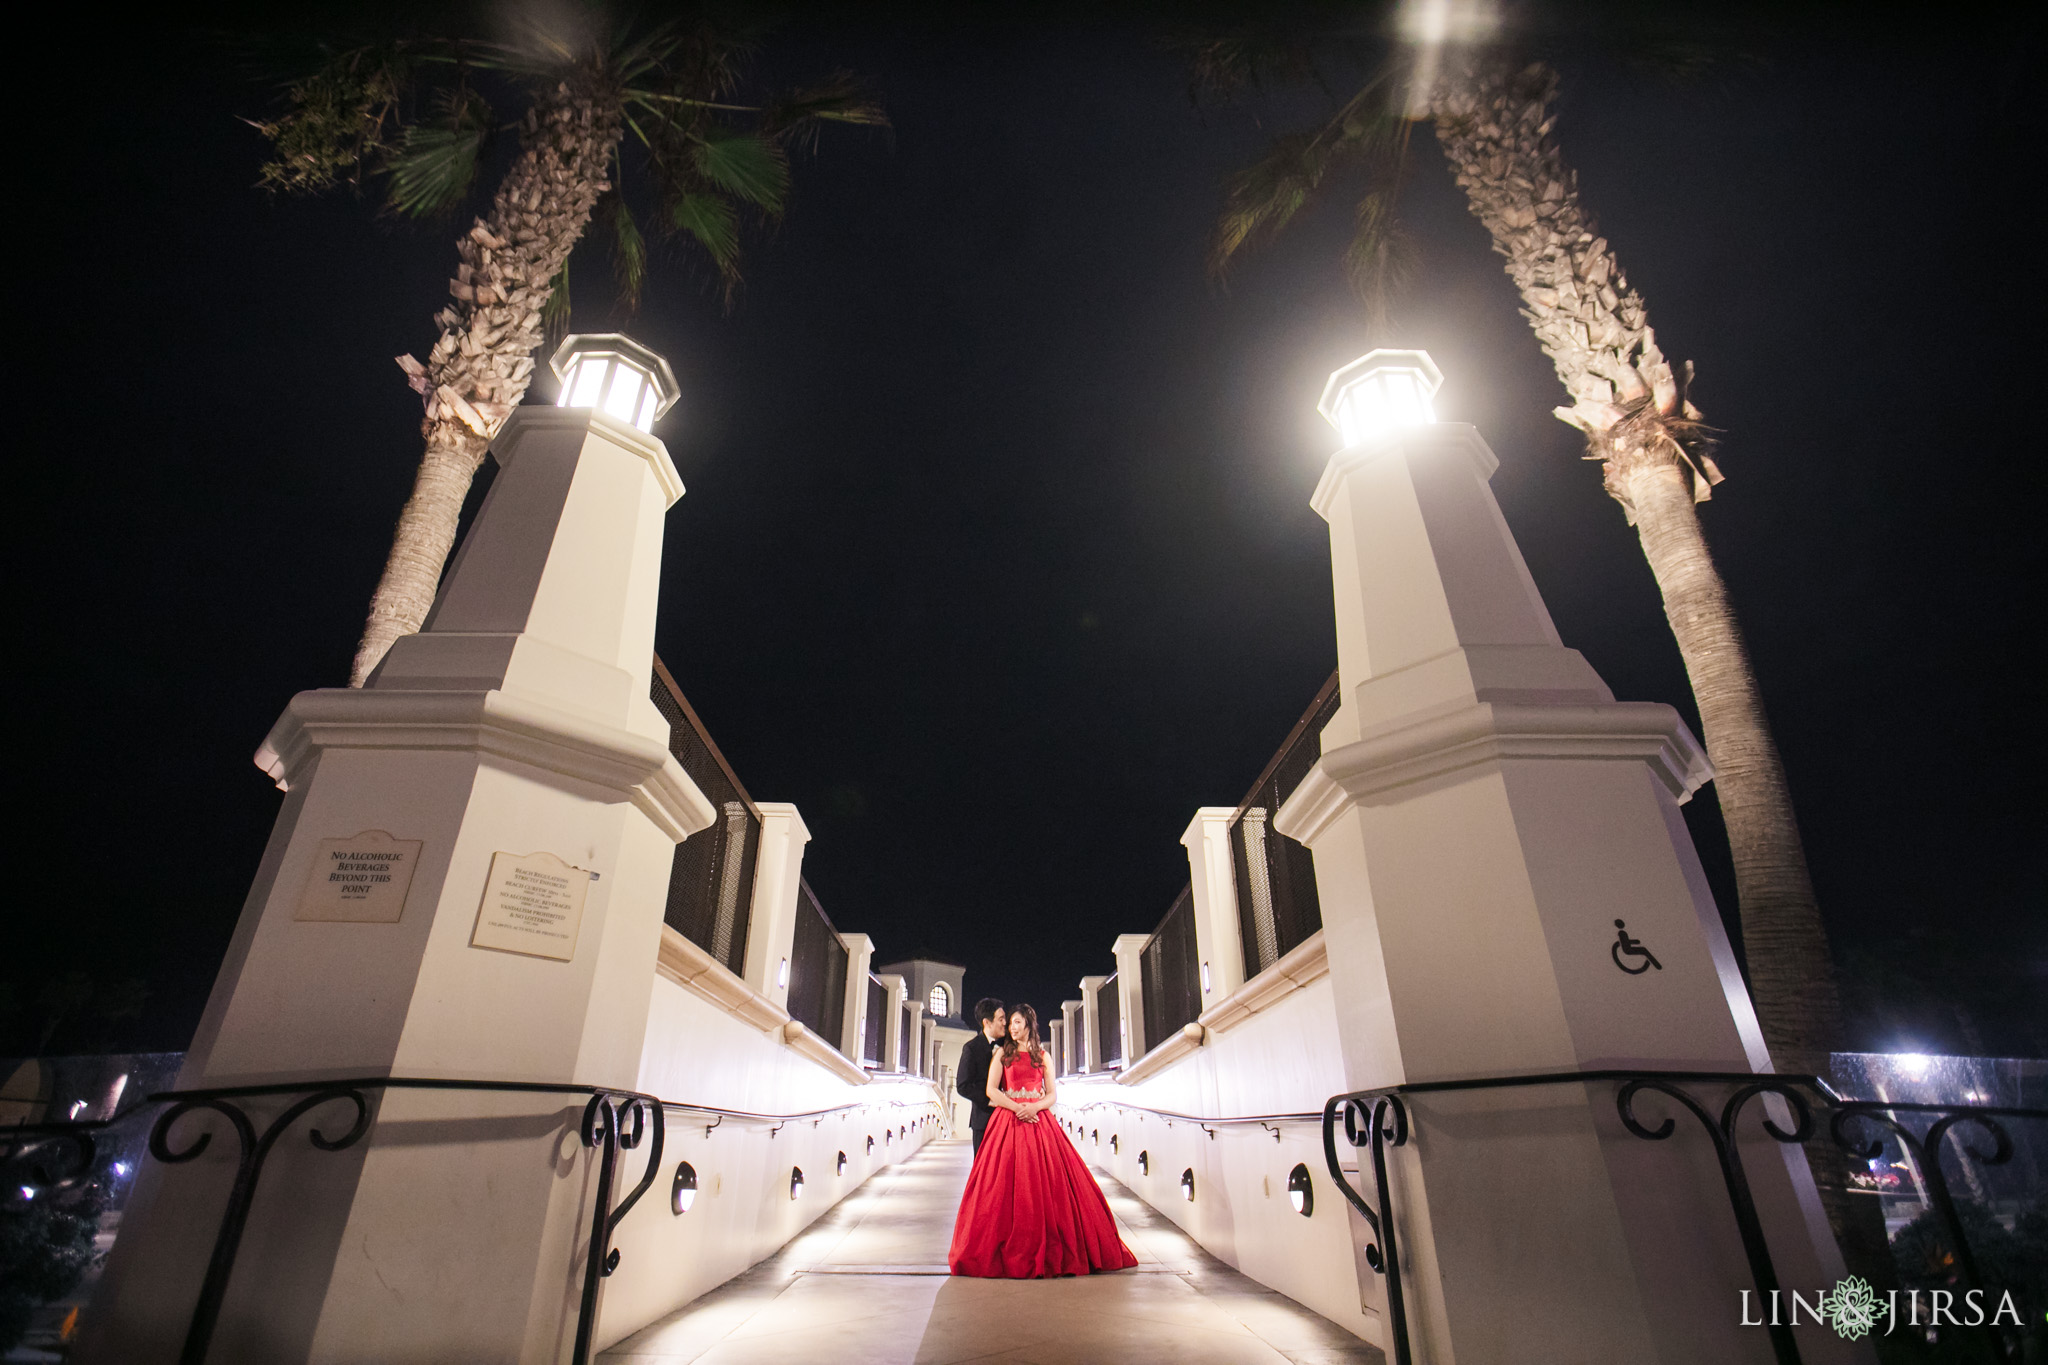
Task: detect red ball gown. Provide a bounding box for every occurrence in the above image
[948,1049,1138,1278]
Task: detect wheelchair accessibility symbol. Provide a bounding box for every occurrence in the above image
[1611,920,1662,975]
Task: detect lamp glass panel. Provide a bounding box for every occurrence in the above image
[604,362,648,424]
[565,357,607,409]
[636,386,659,431]
[1336,368,1437,445]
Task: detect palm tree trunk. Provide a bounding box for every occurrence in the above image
[1428,57,1843,1071]
[1624,464,1840,1073]
[350,83,624,687]
[1429,61,1884,1269]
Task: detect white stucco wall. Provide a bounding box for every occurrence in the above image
[597,974,941,1349]
[1055,966,1383,1352]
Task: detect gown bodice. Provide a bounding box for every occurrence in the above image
[1002,1052,1045,1093]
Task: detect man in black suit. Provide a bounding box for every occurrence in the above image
[957,998,1007,1155]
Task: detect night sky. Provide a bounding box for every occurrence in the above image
[11,5,2044,1060]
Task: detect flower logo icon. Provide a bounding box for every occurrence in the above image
[1820,1276,1881,1340]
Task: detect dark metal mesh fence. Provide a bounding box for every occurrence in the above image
[651,659,759,975]
[786,880,847,1049]
[863,976,884,1067]
[1140,887,1200,1051]
[1231,671,1341,982]
[898,1002,910,1072]
[1096,973,1122,1070]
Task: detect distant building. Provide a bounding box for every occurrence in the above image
[875,958,967,1028]
[876,958,975,1132]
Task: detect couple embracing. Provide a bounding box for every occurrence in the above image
[947,999,1138,1278]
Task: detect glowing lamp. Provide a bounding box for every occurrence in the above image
[551,332,680,433]
[1138,1150,1150,1176]
[671,1162,698,1215]
[1318,349,1444,447]
[790,1166,805,1200]
[777,958,790,991]
[1287,1163,1314,1218]
[1180,1168,1196,1202]
[836,1150,848,1175]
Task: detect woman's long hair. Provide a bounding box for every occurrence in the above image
[999,1002,1045,1070]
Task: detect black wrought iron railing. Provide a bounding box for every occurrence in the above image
[862,975,884,1067]
[1230,671,1340,982]
[785,880,848,1049]
[2,1077,944,1365]
[1322,1070,2048,1365]
[651,658,759,976]
[1097,973,1123,1070]
[1140,886,1200,1050]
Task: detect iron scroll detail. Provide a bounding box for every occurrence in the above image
[1321,1093,1413,1365]
[148,1086,375,1365]
[1319,1068,2044,1365]
[1614,1078,1813,1365]
[573,1092,666,1365]
[1832,1103,2021,1362]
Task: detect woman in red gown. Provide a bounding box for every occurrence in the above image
[948,1004,1138,1278]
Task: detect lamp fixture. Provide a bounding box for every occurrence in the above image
[777,957,789,991]
[866,1135,875,1154]
[1287,1163,1314,1218]
[1200,961,1212,993]
[550,332,680,434]
[671,1162,698,1215]
[1139,1151,1150,1176]
[1180,1168,1196,1202]
[790,1167,805,1200]
[837,1150,848,1176]
[1318,348,1443,447]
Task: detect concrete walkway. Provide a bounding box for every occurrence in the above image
[600,1137,1383,1365]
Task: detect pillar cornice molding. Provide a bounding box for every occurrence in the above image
[255,686,714,842]
[495,405,685,508]
[1311,422,1498,519]
[1275,700,1711,849]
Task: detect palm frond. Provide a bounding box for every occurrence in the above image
[765,72,889,154]
[1208,87,1406,281]
[1170,26,1324,108]
[671,192,741,282]
[251,42,420,196]
[541,254,573,341]
[606,195,647,313]
[1342,188,1417,332]
[689,128,790,212]
[385,87,492,218]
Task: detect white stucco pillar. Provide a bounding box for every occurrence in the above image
[1078,975,1108,1073]
[79,405,714,1365]
[838,933,875,1061]
[877,974,908,1074]
[1110,933,1150,1062]
[1274,405,1855,1364]
[1180,807,1245,1006]
[1059,1000,1083,1075]
[1049,1019,1066,1078]
[903,999,926,1077]
[741,803,810,1011]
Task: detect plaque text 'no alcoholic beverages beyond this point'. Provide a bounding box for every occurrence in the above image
[294,830,423,923]
[470,850,594,962]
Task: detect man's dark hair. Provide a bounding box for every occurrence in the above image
[973,998,1006,1025]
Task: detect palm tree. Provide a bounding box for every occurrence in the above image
[249,13,883,686]
[1194,26,1855,1228]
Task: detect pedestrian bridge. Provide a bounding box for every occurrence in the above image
[20,375,2031,1365]
[598,1138,1380,1365]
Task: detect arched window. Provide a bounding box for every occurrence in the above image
[928,983,951,1018]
